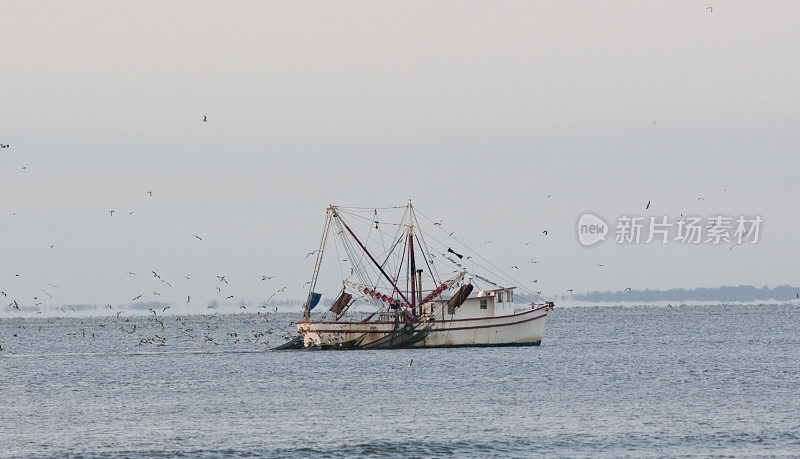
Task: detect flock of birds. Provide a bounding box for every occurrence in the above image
[0,305,299,353]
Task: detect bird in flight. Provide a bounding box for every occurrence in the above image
[109,210,115,216]
[187,295,191,303]
[147,191,153,197]
[624,287,632,292]
[162,306,170,313]
[0,144,9,148]
[203,115,208,122]
[565,289,573,293]
[542,230,548,235]
[433,219,443,226]
[510,266,519,270]
[226,295,234,300]
[193,234,203,241]
[305,250,318,259]
[447,248,463,259]
[152,271,160,279]
[128,211,135,215]
[645,200,651,210]
[706,6,713,12]
[126,272,136,276]
[481,241,493,246]
[216,275,228,284]
[261,275,274,281]
[132,294,142,301]
[522,241,534,246]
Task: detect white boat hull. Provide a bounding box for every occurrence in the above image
[297,305,550,349]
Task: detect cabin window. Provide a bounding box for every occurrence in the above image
[497,292,503,303]
[480,299,487,309]
[508,290,513,302]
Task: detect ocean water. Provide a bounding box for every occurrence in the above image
[1,304,799,457]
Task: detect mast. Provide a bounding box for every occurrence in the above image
[409,231,416,308]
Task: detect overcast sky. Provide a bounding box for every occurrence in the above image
[2,1,799,313]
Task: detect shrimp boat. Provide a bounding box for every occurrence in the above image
[275,202,553,350]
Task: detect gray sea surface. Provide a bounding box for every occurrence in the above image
[1,304,799,457]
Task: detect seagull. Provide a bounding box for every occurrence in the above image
[160,279,172,287]
[698,197,705,201]
[148,308,157,314]
[185,274,191,280]
[433,219,443,226]
[132,294,142,301]
[0,144,9,148]
[645,200,651,210]
[203,115,208,122]
[226,295,234,300]
[565,289,573,293]
[542,230,548,235]
[522,241,534,246]
[706,6,712,12]
[105,304,113,309]
[128,211,135,215]
[448,232,455,237]
[152,292,160,296]
[49,244,55,249]
[67,305,75,312]
[41,289,53,299]
[126,272,136,275]
[193,234,203,241]
[152,271,160,279]
[216,275,228,284]
[162,306,170,313]
[510,266,519,270]
[261,275,274,281]
[305,250,318,259]
[447,248,463,259]
[187,295,191,303]
[408,359,413,368]
[10,301,20,310]
[147,191,153,197]
[624,287,632,292]
[481,241,493,246]
[596,264,605,268]
[109,210,115,216]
